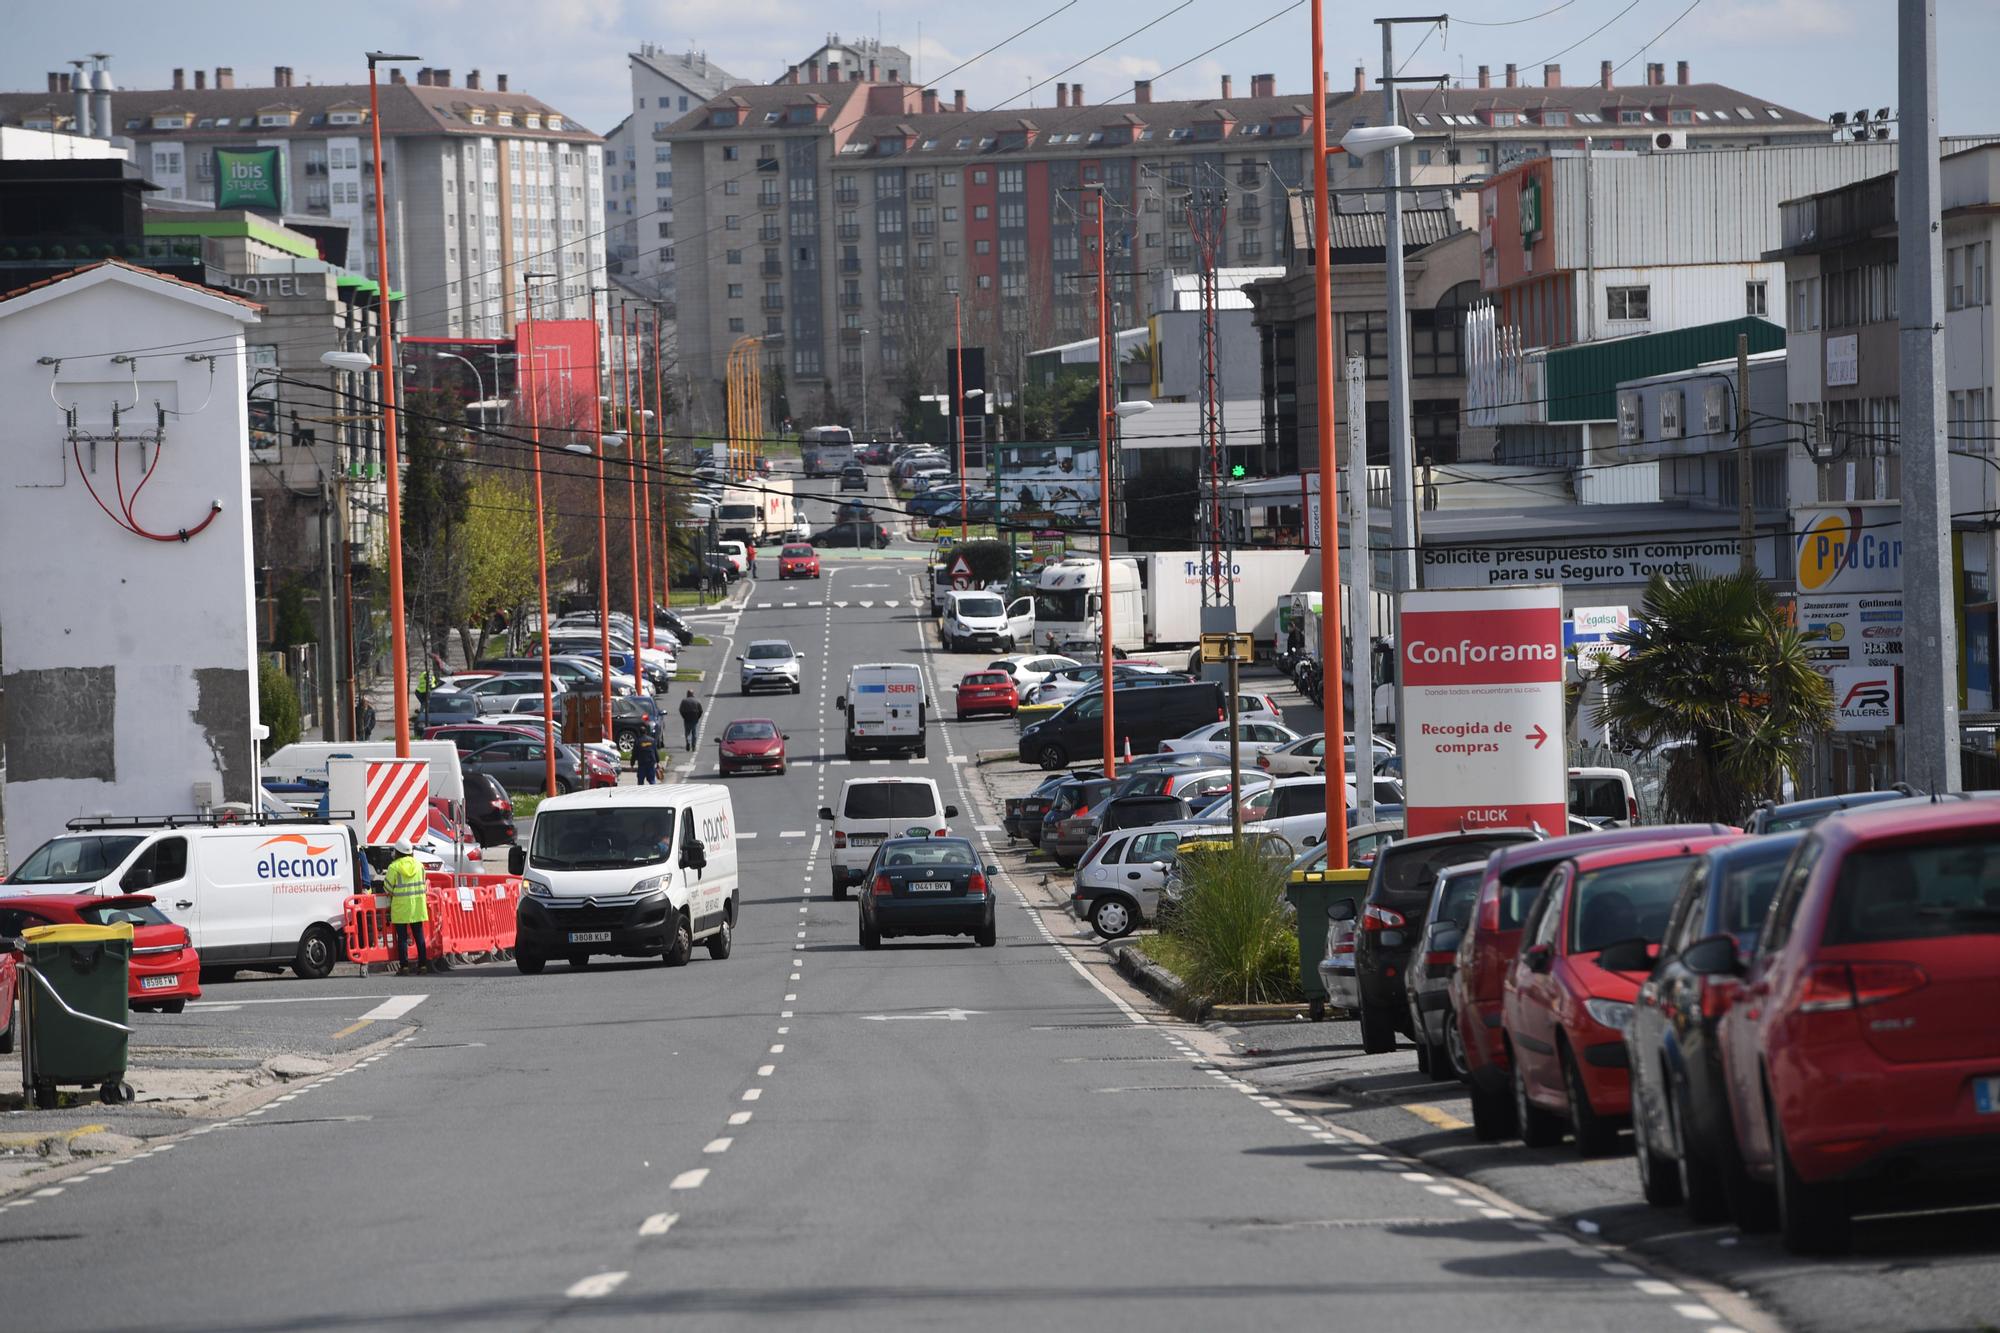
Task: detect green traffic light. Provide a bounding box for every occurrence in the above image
[1230,464,1246,478]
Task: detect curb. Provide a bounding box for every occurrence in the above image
[974,748,1018,766]
[1110,942,1210,1022]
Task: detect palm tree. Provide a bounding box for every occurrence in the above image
[1594,571,1833,825]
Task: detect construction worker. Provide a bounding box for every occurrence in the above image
[384,839,431,976]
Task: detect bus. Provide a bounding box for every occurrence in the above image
[801,426,856,479]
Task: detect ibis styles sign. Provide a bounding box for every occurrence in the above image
[214,147,284,210]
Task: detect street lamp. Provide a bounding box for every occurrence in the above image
[426,349,488,424]
[364,50,418,757]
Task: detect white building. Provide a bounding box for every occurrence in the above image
[0,262,264,856]
[602,46,740,303]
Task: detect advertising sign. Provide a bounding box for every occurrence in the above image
[996,441,1098,526]
[1796,591,1904,674]
[1826,665,1900,732]
[1793,504,1902,594]
[1567,605,1634,668]
[1423,533,1777,589]
[1826,333,1859,388]
[1399,585,1569,839]
[214,146,285,211]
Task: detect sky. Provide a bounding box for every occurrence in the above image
[9,0,1999,140]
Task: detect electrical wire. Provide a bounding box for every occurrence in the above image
[1518,0,1645,71]
[1612,0,1709,77]
[1454,0,1579,25]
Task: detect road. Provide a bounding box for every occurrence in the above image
[1,472,1751,1332]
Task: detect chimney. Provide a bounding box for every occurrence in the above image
[216,67,234,89]
[391,69,407,85]
[433,69,450,87]
[1477,64,1491,89]
[1071,82,1082,106]
[922,88,939,114]
[195,69,206,90]
[47,72,59,95]
[1135,78,1153,104]
[1600,60,1613,89]
[1677,60,1690,86]
[466,69,481,91]
[74,75,92,137]
[867,58,878,82]
[953,88,967,112]
[415,68,430,87]
[1354,65,1367,94]
[1056,83,1068,109]
[1654,62,1668,86]
[172,68,185,91]
[1542,63,1560,88]
[786,64,797,84]
[497,73,508,92]
[1221,74,1232,99]
[1252,73,1275,98]
[1504,63,1518,88]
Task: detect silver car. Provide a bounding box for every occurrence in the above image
[739,639,804,694]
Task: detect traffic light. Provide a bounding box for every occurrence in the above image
[1230,464,1247,479]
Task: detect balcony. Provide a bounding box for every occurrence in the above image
[912,183,935,200]
[762,295,785,311]
[761,260,783,277]
[911,220,936,237]
[840,325,866,341]
[1239,203,1262,223]
[837,223,861,241]
[757,226,782,243]
[835,188,860,206]
[839,257,862,273]
[757,193,782,209]
[839,291,863,309]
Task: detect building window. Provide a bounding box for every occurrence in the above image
[727,283,744,298]
[722,146,739,160]
[1606,285,1650,321]
[973,170,988,185]
[998,166,1024,192]
[725,215,740,230]
[973,205,989,220]
[723,179,739,194]
[975,239,991,255]
[726,249,743,264]
[1746,280,1768,317]
[728,317,746,333]
[1415,148,1433,165]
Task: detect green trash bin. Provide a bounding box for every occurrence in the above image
[17,922,136,1109]
[1285,866,1372,1022]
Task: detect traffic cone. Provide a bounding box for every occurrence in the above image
[1123,736,1134,764]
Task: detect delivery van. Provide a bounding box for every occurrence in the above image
[510,785,739,971]
[836,663,928,759]
[1,814,364,979]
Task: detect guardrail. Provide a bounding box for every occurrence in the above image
[342,871,519,967]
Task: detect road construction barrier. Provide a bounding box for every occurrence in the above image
[342,872,520,967]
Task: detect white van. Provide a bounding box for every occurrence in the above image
[510,784,739,971]
[836,663,928,760]
[941,588,1035,654]
[1569,766,1640,827]
[819,776,958,895]
[2,816,363,978]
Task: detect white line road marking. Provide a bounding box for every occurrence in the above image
[1599,1262,1642,1276]
[1635,1280,1682,1297]
[356,994,428,1022]
[1672,1305,1721,1322]
[737,831,760,840]
[790,972,801,980]
[742,1088,763,1101]
[785,993,797,1001]
[729,1110,753,1126]
[974,824,1002,832]
[770,1044,785,1053]
[780,830,808,838]
[188,995,381,1008]
[670,1169,710,1190]
[566,1272,630,1299]
[703,1137,734,1154]
[31,1187,64,1198]
[757,1064,776,1076]
[639,1213,678,1236]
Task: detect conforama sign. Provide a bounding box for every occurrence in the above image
[1399,586,1568,838]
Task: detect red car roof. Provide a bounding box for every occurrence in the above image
[1813,794,2000,845]
[1565,833,1742,873]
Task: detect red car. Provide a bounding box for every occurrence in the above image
[0,951,15,1053]
[955,670,1019,719]
[1452,823,1735,1140]
[1709,800,2000,1253]
[583,747,620,789]
[717,718,788,776]
[1502,835,1739,1154]
[0,893,202,1013]
[778,544,821,579]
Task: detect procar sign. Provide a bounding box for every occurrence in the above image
[213,146,285,210]
[1399,585,1568,839]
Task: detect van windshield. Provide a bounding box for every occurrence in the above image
[530,807,677,871]
[8,835,143,885]
[842,784,938,820]
[956,595,1004,618]
[1570,775,1630,821]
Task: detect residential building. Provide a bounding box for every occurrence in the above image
[601,45,740,301]
[0,63,606,342]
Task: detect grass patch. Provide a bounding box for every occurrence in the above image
[1162,843,1301,1004]
[669,589,722,608]
[1137,931,1196,980]
[690,634,712,646]
[512,793,545,819]
[672,668,703,682]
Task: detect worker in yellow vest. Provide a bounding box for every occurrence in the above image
[384,839,431,976]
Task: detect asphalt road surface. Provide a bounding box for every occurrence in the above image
[3,472,1754,1332]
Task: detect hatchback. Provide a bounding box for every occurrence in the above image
[955,670,1019,719]
[1072,824,1189,938]
[1710,800,2000,1253]
[717,718,788,776]
[1005,770,1083,844]
[1503,835,1740,1155]
[839,464,869,492]
[777,544,821,579]
[461,772,518,848]
[0,893,202,1013]
[858,836,997,948]
[1044,778,1121,868]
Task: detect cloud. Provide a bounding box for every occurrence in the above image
[1685,0,1859,42]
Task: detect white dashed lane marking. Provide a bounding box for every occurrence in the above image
[670,1169,709,1190]
[639,1213,678,1237]
[566,1272,629,1299]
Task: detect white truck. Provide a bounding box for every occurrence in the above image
[1030,550,1315,655]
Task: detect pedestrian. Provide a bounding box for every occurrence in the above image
[358,698,377,741]
[678,688,704,751]
[633,728,660,785]
[383,839,430,976]
[1286,617,1305,662]
[747,543,759,578]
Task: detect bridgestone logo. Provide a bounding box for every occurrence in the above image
[1405,640,1559,667]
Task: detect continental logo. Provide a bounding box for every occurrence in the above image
[256,834,342,879]
[1796,508,1902,593]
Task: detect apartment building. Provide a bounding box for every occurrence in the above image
[602,45,740,302]
[0,64,606,342]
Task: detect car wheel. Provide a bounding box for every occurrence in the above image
[1089,896,1137,939]
[293,924,340,980]
[1634,1081,1684,1207]
[1357,993,1397,1055]
[159,999,187,1015]
[1443,1004,1471,1081]
[1562,1042,1618,1156]
[568,953,591,969]
[706,915,734,960]
[1469,1074,1515,1143]
[1513,1045,1565,1147]
[1037,742,1069,771]
[516,950,546,975]
[1672,1079,1730,1224]
[662,910,693,967]
[556,778,578,795]
[859,914,882,950]
[1775,1101,1851,1254]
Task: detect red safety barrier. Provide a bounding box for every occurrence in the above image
[341,872,520,968]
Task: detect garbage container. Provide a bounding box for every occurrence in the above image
[1285,867,1371,1021]
[16,922,136,1109]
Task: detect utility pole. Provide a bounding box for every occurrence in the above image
[1189,181,1232,607]
[1897,0,1962,791]
[1346,356,1375,826]
[319,476,340,739]
[1735,333,1756,576]
[1091,182,1118,780]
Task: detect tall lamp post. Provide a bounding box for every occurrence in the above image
[1087,183,1119,778]
[954,293,969,541]
[522,269,563,796]
[363,49,419,756]
[855,327,872,439]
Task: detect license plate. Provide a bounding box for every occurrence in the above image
[568,931,613,944]
[140,974,178,990]
[1977,1076,2000,1115]
[909,880,953,893]
[849,833,884,845]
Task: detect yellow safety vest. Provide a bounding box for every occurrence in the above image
[384,855,429,924]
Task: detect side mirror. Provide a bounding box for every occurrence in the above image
[507,845,526,876]
[1595,937,1654,974]
[835,695,847,710]
[1524,943,1553,974]
[1680,933,1743,977]
[782,733,791,740]
[945,804,960,819]
[985,864,1000,877]
[818,806,835,821]
[1327,897,1358,923]
[680,840,708,871]
[1430,925,1464,955]
[735,654,745,661]
[122,867,156,891]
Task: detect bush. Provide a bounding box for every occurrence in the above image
[1165,842,1300,1004]
[257,657,301,758]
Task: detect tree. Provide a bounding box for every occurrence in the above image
[1594,571,1833,825]
[257,657,301,758]
[1017,375,1098,441]
[459,474,559,663]
[398,391,470,666]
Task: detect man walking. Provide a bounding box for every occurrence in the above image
[383,839,430,976]
[633,727,661,785]
[746,543,759,579]
[678,688,704,751]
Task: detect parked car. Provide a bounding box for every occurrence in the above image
[439,673,572,714]
[462,737,590,795]
[1355,829,1546,1054]
[1405,862,1487,1081]
[612,694,665,748]
[581,747,619,789]
[0,893,202,1013]
[1708,800,2000,1253]
[857,836,997,949]
[416,689,483,729]
[810,520,892,549]
[777,544,821,579]
[1569,766,1641,827]
[1006,769,1094,845]
[1450,823,1737,1140]
[1626,833,1803,1223]
[739,639,804,694]
[1503,834,1740,1155]
[1159,719,1304,757]
[1743,787,1913,834]
[461,772,518,848]
[955,670,1019,719]
[1113,765,1247,807]
[1044,777,1122,868]
[717,718,788,776]
[986,653,1082,690]
[1073,824,1195,938]
[712,540,749,574]
[1019,681,1225,771]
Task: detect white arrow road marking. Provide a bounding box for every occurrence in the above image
[566,1272,629,1299]
[860,1008,985,1022]
[885,599,901,607]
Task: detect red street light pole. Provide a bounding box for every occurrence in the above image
[623,307,645,691]
[651,305,672,614]
[587,289,614,742]
[1311,0,1352,867]
[634,307,656,651]
[365,51,417,757]
[523,270,561,797]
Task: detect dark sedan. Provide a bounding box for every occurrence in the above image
[462,772,518,847]
[1041,777,1118,865]
[858,836,997,948]
[1006,770,1086,843]
[810,520,892,549]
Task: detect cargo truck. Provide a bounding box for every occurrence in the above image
[1029,550,1314,654]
